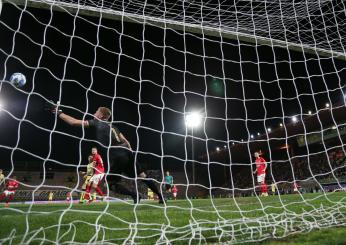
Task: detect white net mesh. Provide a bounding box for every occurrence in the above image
[0,0,346,244]
[12,0,346,55]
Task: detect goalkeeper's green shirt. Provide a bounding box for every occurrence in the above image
[86,163,94,176]
[0,173,4,185]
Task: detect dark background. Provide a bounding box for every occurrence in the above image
[0,2,345,174]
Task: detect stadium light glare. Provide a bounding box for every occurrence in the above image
[185,112,202,128]
[279,123,283,127]
[257,132,260,136]
[250,134,254,139]
[308,110,312,115]
[216,147,220,152]
[223,145,227,149]
[325,103,330,108]
[185,111,203,184]
[267,128,271,133]
[292,116,298,123]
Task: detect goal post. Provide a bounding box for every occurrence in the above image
[6,0,346,61]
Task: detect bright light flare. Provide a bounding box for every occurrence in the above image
[185,112,202,128]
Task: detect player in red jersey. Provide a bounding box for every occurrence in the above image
[171,185,178,200]
[253,152,268,197]
[0,176,19,207]
[84,147,105,203]
[66,191,71,202]
[293,181,300,193]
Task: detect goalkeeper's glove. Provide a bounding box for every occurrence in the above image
[44,100,62,115]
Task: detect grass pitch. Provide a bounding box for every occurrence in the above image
[0,192,346,244]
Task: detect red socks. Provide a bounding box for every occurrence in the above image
[84,185,103,200]
[0,193,13,204]
[260,183,268,194]
[7,195,13,202]
[94,186,104,197]
[84,185,91,200]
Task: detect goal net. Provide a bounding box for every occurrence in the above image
[0,0,346,244]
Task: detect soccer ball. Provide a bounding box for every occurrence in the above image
[10,73,26,87]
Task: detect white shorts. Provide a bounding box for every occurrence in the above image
[90,173,104,185]
[4,190,15,196]
[172,193,177,198]
[257,174,266,184]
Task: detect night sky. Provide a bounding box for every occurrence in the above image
[0,2,345,173]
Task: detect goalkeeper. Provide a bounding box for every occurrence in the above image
[48,103,164,204]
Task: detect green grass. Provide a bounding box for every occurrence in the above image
[0,192,346,244]
[255,226,346,245]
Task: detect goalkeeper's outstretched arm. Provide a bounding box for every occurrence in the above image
[58,113,89,127]
[46,101,89,127]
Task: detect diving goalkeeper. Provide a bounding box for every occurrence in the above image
[48,103,164,204]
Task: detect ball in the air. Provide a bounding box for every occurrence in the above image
[10,73,26,87]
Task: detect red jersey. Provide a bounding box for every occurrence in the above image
[255,157,266,175]
[172,186,177,194]
[6,180,19,191]
[93,153,104,174]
